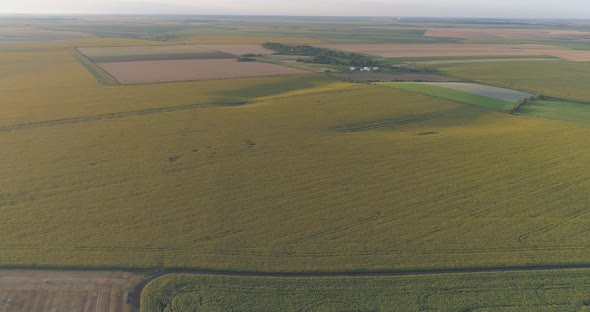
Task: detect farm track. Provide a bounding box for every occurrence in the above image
[0,101,246,133]
[335,112,448,132]
[130,264,590,312]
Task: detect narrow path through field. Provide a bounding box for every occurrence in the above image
[129,263,590,312]
[0,101,246,133]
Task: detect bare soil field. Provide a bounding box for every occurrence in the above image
[97,59,306,84]
[420,82,533,101]
[425,28,590,40]
[332,72,460,82]
[317,44,590,61]
[0,270,141,312]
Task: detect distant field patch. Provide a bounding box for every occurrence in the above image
[332,72,460,82]
[519,100,590,125]
[79,45,214,57]
[433,61,590,102]
[425,28,590,40]
[378,82,516,111]
[97,59,307,84]
[0,27,95,43]
[317,44,590,61]
[420,82,533,102]
[182,35,325,45]
[78,45,234,62]
[198,44,274,55]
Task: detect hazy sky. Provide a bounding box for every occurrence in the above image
[1,0,589,18]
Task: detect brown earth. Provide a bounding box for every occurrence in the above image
[0,270,141,312]
[317,44,590,61]
[97,59,306,84]
[425,28,590,40]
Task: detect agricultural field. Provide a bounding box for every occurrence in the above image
[97,59,306,84]
[142,270,590,312]
[519,100,590,125]
[2,15,590,312]
[424,28,590,40]
[76,43,300,84]
[0,270,141,312]
[3,76,590,271]
[77,46,235,63]
[419,82,533,102]
[331,72,460,82]
[433,61,590,102]
[377,82,518,111]
[317,43,590,61]
[78,44,273,63]
[0,27,95,43]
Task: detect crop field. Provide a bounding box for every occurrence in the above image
[3,16,590,311]
[377,82,516,111]
[519,100,590,125]
[0,270,140,312]
[97,59,307,84]
[78,44,273,62]
[0,27,96,43]
[78,45,235,63]
[79,45,223,58]
[433,61,590,102]
[2,71,590,271]
[425,28,590,40]
[142,270,590,312]
[77,43,303,84]
[317,43,590,61]
[419,82,533,102]
[331,72,460,82]
[193,44,274,55]
[0,46,332,125]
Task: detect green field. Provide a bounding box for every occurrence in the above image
[519,100,590,125]
[77,45,236,63]
[377,82,516,111]
[142,271,590,312]
[433,61,590,102]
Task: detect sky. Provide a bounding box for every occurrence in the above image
[0,0,589,19]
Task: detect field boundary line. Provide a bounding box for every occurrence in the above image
[0,101,247,133]
[73,47,121,86]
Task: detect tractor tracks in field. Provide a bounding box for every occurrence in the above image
[129,264,590,312]
[0,101,247,133]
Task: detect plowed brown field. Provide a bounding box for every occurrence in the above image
[0,270,140,312]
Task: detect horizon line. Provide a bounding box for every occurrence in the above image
[0,13,588,20]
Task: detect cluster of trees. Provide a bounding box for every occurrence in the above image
[263,42,377,67]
